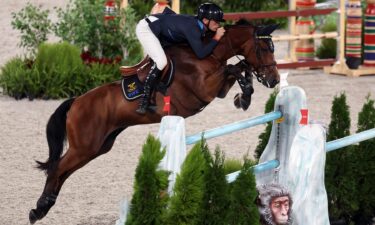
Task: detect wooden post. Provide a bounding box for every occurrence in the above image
[172,0,180,14]
[324,0,350,75]
[324,0,375,76]
[289,0,297,62]
[339,0,346,65]
[120,0,128,9]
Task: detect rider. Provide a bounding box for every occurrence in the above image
[135,2,226,114]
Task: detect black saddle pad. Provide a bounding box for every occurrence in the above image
[121,76,144,101]
[121,59,175,101]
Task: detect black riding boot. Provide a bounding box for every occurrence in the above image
[136,63,161,114]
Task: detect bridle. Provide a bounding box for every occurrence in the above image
[225,28,277,86]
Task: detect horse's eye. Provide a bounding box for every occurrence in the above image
[268,41,274,53]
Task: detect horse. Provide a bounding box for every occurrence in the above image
[29,20,280,224]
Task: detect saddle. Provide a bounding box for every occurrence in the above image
[120,56,175,101]
[120,56,172,83]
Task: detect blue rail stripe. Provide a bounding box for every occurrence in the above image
[326,128,375,152]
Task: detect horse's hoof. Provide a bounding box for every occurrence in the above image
[234,93,241,109]
[234,93,251,111]
[29,209,39,224]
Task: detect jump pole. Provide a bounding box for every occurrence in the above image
[185,111,283,145]
[326,128,375,152]
[227,127,375,183]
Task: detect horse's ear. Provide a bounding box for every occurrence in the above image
[256,24,280,36]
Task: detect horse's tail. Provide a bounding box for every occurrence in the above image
[36,98,75,174]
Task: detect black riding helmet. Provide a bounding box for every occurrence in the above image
[197,3,225,23]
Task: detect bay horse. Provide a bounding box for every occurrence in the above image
[29,20,280,223]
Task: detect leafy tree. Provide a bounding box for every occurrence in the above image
[254,90,277,160]
[55,0,142,63]
[325,93,358,224]
[227,157,260,225]
[200,147,230,225]
[164,141,208,225]
[352,96,375,224]
[126,135,169,225]
[11,3,52,57]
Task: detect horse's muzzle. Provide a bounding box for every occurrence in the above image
[268,78,279,88]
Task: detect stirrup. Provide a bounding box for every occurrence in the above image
[136,103,157,114]
[136,97,148,115]
[147,104,157,112]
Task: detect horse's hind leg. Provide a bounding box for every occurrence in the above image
[29,128,125,224]
[29,145,99,224]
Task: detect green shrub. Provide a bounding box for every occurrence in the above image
[33,42,85,98]
[224,158,243,175]
[255,89,277,160]
[200,147,230,225]
[1,42,122,100]
[0,58,28,99]
[126,134,169,225]
[85,63,121,90]
[35,42,84,75]
[165,141,208,225]
[353,96,375,224]
[325,93,358,224]
[316,14,337,59]
[11,3,52,57]
[227,157,260,225]
[126,137,261,225]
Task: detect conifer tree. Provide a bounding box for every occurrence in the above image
[227,158,260,225]
[164,141,208,225]
[126,135,169,225]
[255,90,277,159]
[200,147,230,225]
[353,96,375,224]
[325,93,358,223]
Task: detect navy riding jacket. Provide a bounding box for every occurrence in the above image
[148,8,218,59]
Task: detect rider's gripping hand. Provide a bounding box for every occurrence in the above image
[213,27,226,41]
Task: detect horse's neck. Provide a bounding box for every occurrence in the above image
[213,27,252,62]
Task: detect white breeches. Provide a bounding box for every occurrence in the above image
[136,16,168,70]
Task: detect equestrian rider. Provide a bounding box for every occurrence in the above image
[135,2,226,114]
